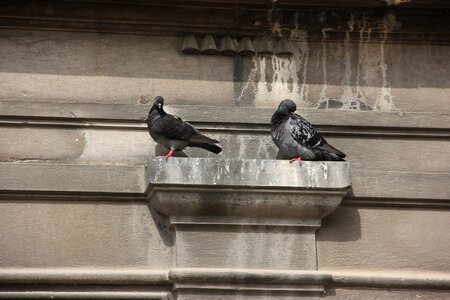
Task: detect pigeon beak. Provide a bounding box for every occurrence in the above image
[157,103,162,109]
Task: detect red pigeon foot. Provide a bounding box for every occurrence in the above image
[164,150,175,159]
[290,157,302,165]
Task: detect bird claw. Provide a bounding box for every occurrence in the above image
[164,150,175,159]
[289,157,302,165]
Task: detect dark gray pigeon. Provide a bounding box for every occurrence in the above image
[147,96,222,158]
[271,99,345,165]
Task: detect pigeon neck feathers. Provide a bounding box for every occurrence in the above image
[149,103,167,120]
[271,110,290,127]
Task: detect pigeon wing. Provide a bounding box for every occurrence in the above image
[289,114,346,158]
[289,114,324,148]
[156,114,196,141]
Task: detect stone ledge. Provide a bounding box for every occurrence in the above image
[147,158,351,189]
[1,268,449,290]
[2,100,449,131]
[0,291,172,300]
[147,158,351,225]
[0,162,447,206]
[146,158,351,275]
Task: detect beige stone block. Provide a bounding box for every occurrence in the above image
[175,225,316,270]
[329,288,450,299]
[147,158,350,273]
[0,128,85,162]
[177,291,320,300]
[0,30,235,105]
[317,206,450,271]
[1,29,449,113]
[0,201,172,268]
[0,164,145,193]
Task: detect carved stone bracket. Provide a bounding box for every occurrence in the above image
[146,158,351,295]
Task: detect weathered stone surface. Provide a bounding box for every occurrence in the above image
[148,158,351,189]
[317,206,450,272]
[1,29,449,113]
[2,100,450,130]
[171,268,450,299]
[147,158,350,278]
[0,125,449,175]
[0,201,172,268]
[0,30,234,105]
[0,268,169,285]
[0,8,449,297]
[147,158,350,222]
[351,170,450,200]
[175,225,317,270]
[0,128,86,162]
[329,288,450,299]
[175,287,450,300]
[2,162,446,204]
[0,290,172,300]
[0,163,145,193]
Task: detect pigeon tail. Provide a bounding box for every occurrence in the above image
[189,133,220,144]
[317,142,346,158]
[314,149,346,161]
[188,141,222,154]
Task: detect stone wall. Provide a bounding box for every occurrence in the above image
[1,29,449,112]
[0,1,449,298]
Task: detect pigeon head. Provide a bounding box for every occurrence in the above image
[153,96,165,111]
[278,99,297,114]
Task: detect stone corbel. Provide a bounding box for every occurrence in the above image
[146,158,351,296]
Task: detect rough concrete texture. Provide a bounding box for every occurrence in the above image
[147,158,351,188]
[177,291,321,300]
[147,158,349,228]
[0,30,234,106]
[151,190,344,221]
[235,41,450,112]
[317,206,450,272]
[328,288,450,299]
[0,29,449,113]
[0,21,449,299]
[147,158,349,273]
[0,201,172,268]
[1,127,448,174]
[0,127,86,162]
[177,288,450,300]
[1,126,448,201]
[0,164,145,193]
[175,225,317,270]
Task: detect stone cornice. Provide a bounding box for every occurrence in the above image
[1,100,449,138]
[146,158,350,227]
[0,268,449,290]
[147,158,351,189]
[0,1,449,43]
[0,163,448,206]
[34,0,450,9]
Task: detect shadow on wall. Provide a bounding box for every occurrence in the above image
[1,28,448,111]
[147,204,174,247]
[316,206,362,242]
[0,28,448,89]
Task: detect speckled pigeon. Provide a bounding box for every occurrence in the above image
[271,99,345,165]
[147,96,222,158]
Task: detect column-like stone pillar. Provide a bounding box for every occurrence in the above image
[146,158,351,297]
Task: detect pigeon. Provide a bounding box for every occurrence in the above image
[147,96,222,158]
[271,99,345,165]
